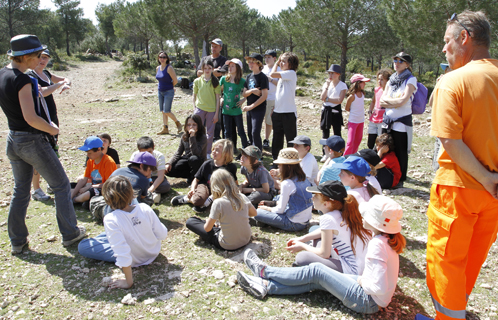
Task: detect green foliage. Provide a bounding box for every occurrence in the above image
[295,88,306,96]
[296,69,305,76]
[54,0,87,56]
[126,52,150,77]
[173,60,186,69]
[347,58,363,73]
[51,62,68,71]
[302,61,313,68]
[79,33,107,54]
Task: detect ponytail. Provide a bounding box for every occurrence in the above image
[211,73,219,88]
[330,194,372,255]
[383,232,406,254]
[355,174,380,199]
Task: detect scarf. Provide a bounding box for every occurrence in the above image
[389,68,412,92]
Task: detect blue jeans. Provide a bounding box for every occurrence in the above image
[158,89,174,113]
[6,132,81,246]
[254,208,307,232]
[78,232,116,262]
[247,106,266,152]
[223,114,248,149]
[265,263,379,314]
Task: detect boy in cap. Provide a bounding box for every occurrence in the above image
[238,145,275,207]
[290,135,318,185]
[262,50,280,149]
[317,136,346,185]
[71,136,117,204]
[351,148,382,194]
[242,53,269,152]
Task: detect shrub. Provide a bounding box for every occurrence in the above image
[51,62,68,71]
[295,88,306,96]
[79,33,107,55]
[347,58,363,74]
[296,69,305,76]
[173,60,185,69]
[126,53,150,77]
[302,61,313,69]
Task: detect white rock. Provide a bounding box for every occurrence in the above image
[121,293,136,305]
[101,277,112,286]
[143,298,156,305]
[82,268,90,273]
[263,307,270,313]
[11,306,19,311]
[213,270,224,279]
[480,283,493,289]
[46,236,57,242]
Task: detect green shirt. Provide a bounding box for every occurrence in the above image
[220,76,246,116]
[193,77,221,112]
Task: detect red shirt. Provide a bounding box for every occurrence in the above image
[381,152,401,187]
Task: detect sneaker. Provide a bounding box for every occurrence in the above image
[193,206,207,213]
[171,195,188,206]
[46,186,54,194]
[152,192,161,204]
[11,241,29,255]
[237,271,268,299]
[320,154,329,163]
[62,226,87,247]
[263,139,270,149]
[31,188,50,201]
[244,248,267,278]
[414,315,433,320]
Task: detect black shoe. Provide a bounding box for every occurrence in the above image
[193,206,207,213]
[171,195,188,206]
[82,201,90,210]
[263,139,270,149]
[392,181,404,189]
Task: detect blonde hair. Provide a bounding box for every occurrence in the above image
[342,169,380,199]
[212,139,233,165]
[211,169,245,211]
[102,176,134,210]
[246,58,263,71]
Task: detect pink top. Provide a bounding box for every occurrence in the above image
[369,87,385,123]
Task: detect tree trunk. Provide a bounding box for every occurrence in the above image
[371,56,374,72]
[326,54,329,70]
[66,29,70,56]
[106,35,112,58]
[242,40,247,71]
[193,35,200,67]
[435,64,440,79]
[145,39,149,60]
[377,54,382,70]
[302,49,307,62]
[340,45,348,82]
[204,33,210,56]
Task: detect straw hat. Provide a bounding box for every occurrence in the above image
[273,148,301,164]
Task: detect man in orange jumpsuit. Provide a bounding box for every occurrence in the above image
[416,10,498,320]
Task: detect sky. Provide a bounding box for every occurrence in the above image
[38,0,296,25]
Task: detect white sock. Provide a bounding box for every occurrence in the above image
[203,196,213,207]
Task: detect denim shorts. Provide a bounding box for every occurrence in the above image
[158,89,174,113]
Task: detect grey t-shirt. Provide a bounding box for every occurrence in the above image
[241,165,275,190]
[209,195,252,250]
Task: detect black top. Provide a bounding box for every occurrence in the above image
[0,67,40,131]
[28,69,59,126]
[197,55,228,77]
[244,72,269,112]
[168,134,207,165]
[194,159,237,186]
[110,167,149,198]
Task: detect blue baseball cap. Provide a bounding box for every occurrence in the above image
[319,136,345,152]
[78,136,103,151]
[334,156,371,177]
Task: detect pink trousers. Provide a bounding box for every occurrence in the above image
[344,122,364,155]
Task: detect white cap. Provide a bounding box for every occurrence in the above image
[359,195,403,234]
[228,58,243,70]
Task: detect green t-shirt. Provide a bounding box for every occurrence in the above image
[220,76,246,116]
[193,77,221,112]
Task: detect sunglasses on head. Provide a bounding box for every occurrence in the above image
[393,59,405,64]
[450,13,471,37]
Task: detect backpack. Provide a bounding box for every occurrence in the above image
[180,77,190,89]
[90,196,107,223]
[405,76,428,114]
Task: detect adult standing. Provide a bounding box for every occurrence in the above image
[0,35,86,254]
[155,51,182,135]
[28,49,71,201]
[416,11,498,320]
[197,38,229,141]
[380,52,417,188]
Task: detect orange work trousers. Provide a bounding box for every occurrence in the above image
[426,184,498,320]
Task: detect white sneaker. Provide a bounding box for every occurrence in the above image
[152,192,161,204]
[320,154,329,163]
[32,188,50,201]
[237,271,268,299]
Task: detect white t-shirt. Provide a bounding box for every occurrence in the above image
[320,210,369,275]
[104,203,168,268]
[382,76,418,132]
[347,187,371,204]
[262,65,281,101]
[300,152,319,186]
[272,179,312,224]
[274,70,297,113]
[130,150,166,177]
[322,81,348,109]
[358,234,399,308]
[348,92,365,124]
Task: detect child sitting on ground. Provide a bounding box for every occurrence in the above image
[130,136,171,204]
[317,136,346,184]
[255,148,312,232]
[186,169,257,251]
[374,133,401,189]
[288,180,371,274]
[237,195,406,315]
[351,149,382,194]
[238,146,275,207]
[71,136,117,204]
[84,133,120,168]
[335,156,379,203]
[171,139,237,213]
[78,176,168,289]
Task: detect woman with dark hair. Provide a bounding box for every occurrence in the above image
[380,52,418,188]
[0,35,85,254]
[165,114,207,183]
[156,51,182,135]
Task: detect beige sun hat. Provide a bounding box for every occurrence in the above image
[273,148,301,165]
[359,195,403,234]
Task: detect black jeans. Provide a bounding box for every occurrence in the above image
[166,155,203,182]
[271,112,297,160]
[247,106,266,152]
[186,216,223,250]
[376,167,394,189]
[382,129,408,182]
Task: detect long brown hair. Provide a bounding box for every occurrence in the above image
[280,163,306,182]
[199,58,219,88]
[382,232,406,254]
[319,194,371,255]
[346,81,364,97]
[226,63,242,85]
[157,51,170,65]
[182,114,206,142]
[342,169,380,199]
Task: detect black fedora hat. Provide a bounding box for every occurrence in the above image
[7,34,47,57]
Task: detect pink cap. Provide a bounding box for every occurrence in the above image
[350,74,371,83]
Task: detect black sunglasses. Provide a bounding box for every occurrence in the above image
[450,13,471,37]
[159,56,167,59]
